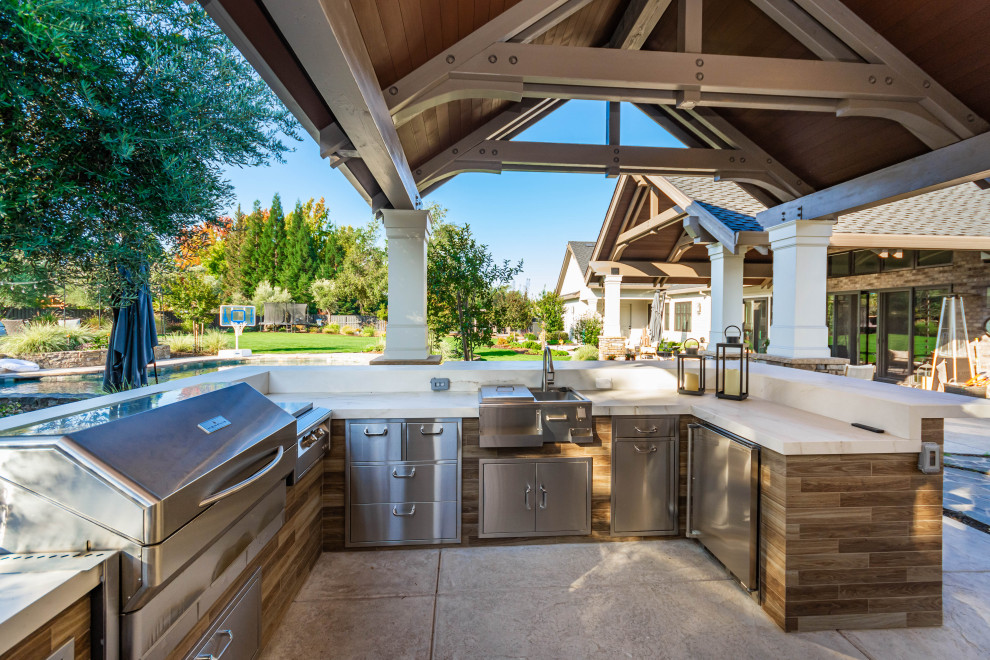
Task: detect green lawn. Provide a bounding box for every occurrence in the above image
[472,348,571,361]
[233,330,378,353]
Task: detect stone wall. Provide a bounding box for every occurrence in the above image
[827,250,990,339]
[753,353,848,375]
[10,345,170,370]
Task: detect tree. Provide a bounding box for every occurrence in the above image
[534,290,565,337]
[334,223,388,316]
[162,267,222,352]
[310,279,339,318]
[0,0,298,300]
[279,202,318,302]
[258,194,286,285]
[493,288,534,333]
[427,220,522,361]
[220,207,248,303]
[250,280,292,309]
[239,202,265,297]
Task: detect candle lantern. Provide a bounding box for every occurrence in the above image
[715,325,749,400]
[676,338,706,395]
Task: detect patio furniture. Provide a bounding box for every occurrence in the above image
[843,364,875,380]
[0,319,26,335]
[58,318,81,329]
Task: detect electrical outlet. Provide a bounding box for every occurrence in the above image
[595,378,612,389]
[430,377,450,391]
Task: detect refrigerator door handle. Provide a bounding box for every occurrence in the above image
[685,423,701,538]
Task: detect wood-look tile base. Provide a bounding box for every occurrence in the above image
[0,595,89,660]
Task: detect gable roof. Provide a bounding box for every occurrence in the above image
[555,240,597,296]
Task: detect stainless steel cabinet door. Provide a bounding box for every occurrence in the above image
[347,422,402,462]
[535,460,590,534]
[405,422,459,461]
[481,462,536,535]
[612,439,676,534]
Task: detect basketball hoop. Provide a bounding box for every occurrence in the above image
[219,305,256,357]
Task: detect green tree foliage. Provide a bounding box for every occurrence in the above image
[258,194,286,284]
[427,220,522,361]
[280,202,318,302]
[334,223,388,316]
[572,313,603,346]
[493,287,533,333]
[220,208,248,303]
[309,279,339,317]
[250,280,292,309]
[162,267,222,350]
[0,0,298,300]
[238,202,265,296]
[534,290,565,336]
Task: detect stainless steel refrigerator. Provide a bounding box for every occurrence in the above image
[687,422,760,591]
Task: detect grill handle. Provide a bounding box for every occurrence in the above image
[199,446,285,508]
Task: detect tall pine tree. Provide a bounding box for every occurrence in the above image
[258,193,286,285]
[221,206,247,301]
[279,202,318,302]
[239,201,265,296]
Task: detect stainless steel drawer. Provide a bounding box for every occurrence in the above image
[350,501,458,544]
[347,422,403,462]
[184,569,261,660]
[614,416,676,439]
[405,421,459,461]
[350,463,458,504]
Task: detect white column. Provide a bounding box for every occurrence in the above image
[707,243,745,345]
[602,273,622,337]
[379,209,432,362]
[767,219,834,358]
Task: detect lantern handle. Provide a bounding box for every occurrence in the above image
[683,337,700,354]
[724,325,743,344]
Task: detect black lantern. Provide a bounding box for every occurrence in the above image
[715,325,749,400]
[677,338,706,395]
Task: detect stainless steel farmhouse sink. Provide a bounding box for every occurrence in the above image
[478,385,593,447]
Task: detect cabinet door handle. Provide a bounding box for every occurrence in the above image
[363,427,388,436]
[524,484,532,510]
[419,424,443,435]
[545,414,568,422]
[539,485,548,510]
[195,629,233,660]
[392,467,416,478]
[634,426,658,434]
[392,504,416,517]
[634,444,658,454]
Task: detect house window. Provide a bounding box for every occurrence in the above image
[881,250,914,271]
[664,303,670,331]
[853,250,880,275]
[916,250,953,268]
[828,252,851,277]
[674,301,691,332]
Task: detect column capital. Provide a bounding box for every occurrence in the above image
[380,208,431,238]
[604,273,623,285]
[706,242,745,261]
[767,218,834,247]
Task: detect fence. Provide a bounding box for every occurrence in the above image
[328,315,386,333]
[2,307,188,329]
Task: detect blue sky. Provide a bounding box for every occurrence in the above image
[222,101,682,293]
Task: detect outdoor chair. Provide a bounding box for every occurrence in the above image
[1,319,27,335]
[843,364,875,380]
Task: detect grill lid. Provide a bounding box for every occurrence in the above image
[479,385,536,404]
[0,382,296,545]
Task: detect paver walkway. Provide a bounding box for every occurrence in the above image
[263,521,990,659]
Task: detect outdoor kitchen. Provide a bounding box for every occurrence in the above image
[2,357,986,659]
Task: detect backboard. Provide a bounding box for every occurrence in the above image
[220,305,256,327]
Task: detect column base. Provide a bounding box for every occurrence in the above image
[370,354,442,365]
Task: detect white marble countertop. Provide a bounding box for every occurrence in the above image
[267,387,922,455]
[0,552,112,655]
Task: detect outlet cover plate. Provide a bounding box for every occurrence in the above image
[431,377,450,391]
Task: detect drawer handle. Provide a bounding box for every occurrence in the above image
[364,427,388,436]
[545,414,568,422]
[539,484,548,510]
[392,467,416,479]
[392,504,416,517]
[419,425,444,436]
[524,484,532,510]
[195,629,233,660]
[634,426,658,434]
[634,444,658,454]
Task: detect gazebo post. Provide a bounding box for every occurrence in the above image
[707,243,745,346]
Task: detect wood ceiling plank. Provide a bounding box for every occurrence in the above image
[418,1,445,57]
[459,0,476,39]
[440,1,460,46]
[377,0,413,79]
[351,0,397,87]
[398,0,430,67]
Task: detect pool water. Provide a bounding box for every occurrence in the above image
[0,356,338,395]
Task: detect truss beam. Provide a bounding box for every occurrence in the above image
[610,0,673,49]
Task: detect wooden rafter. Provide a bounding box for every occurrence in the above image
[610,0,673,50]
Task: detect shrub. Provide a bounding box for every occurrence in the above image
[556,331,570,343]
[202,329,231,354]
[32,311,60,325]
[494,336,510,347]
[551,349,568,358]
[321,325,333,334]
[162,332,195,354]
[308,326,320,333]
[439,336,461,361]
[522,340,541,350]
[525,332,537,341]
[341,325,355,335]
[0,323,93,356]
[361,325,376,337]
[363,337,386,353]
[574,345,599,361]
[572,314,602,347]
[0,401,23,418]
[327,323,340,334]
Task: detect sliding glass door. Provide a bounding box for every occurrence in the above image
[878,290,911,380]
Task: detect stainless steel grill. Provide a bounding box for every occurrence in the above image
[0,382,298,658]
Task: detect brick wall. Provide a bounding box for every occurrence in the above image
[826,251,989,339]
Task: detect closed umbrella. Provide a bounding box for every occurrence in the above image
[648,288,665,345]
[103,273,159,392]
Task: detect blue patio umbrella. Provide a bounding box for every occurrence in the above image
[103,274,159,392]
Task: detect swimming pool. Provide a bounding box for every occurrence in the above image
[0,356,348,395]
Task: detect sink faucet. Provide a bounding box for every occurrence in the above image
[542,345,555,392]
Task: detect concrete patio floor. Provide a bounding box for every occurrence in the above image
[262,518,990,660]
